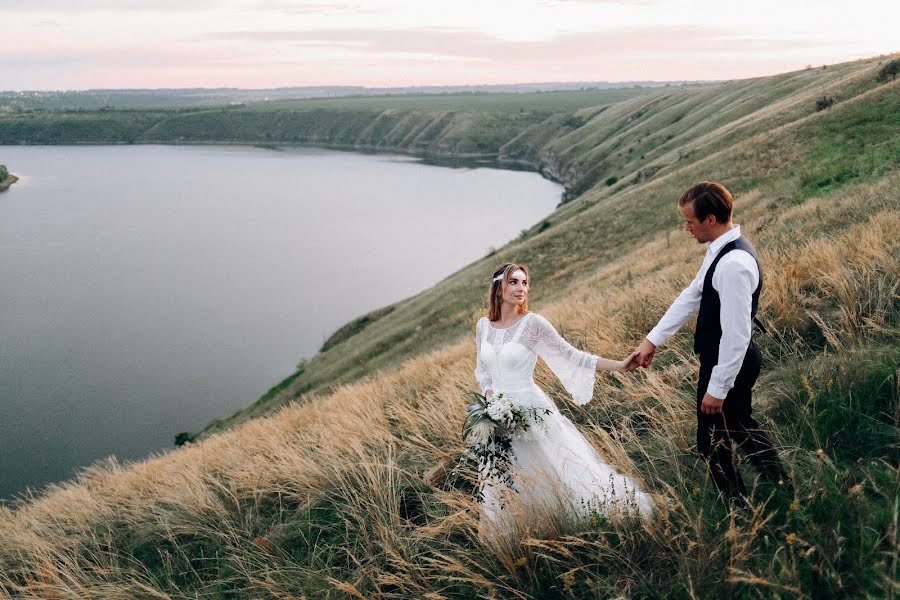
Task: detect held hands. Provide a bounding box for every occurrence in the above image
[619,350,641,372]
[599,340,654,373]
[607,341,652,373]
[634,338,656,368]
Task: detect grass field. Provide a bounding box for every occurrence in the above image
[251,88,656,113]
[0,54,897,598]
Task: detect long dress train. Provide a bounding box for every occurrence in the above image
[473,312,654,536]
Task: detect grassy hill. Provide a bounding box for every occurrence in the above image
[202,54,900,435]
[0,55,897,598]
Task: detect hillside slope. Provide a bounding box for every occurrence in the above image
[204,54,899,435]
[1,55,897,598]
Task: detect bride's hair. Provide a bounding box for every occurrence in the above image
[488,263,529,321]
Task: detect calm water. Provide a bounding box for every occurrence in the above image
[0,145,561,500]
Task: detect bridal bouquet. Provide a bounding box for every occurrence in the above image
[462,392,550,499]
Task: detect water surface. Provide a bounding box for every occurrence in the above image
[0,145,561,500]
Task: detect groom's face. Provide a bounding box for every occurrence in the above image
[682,202,714,244]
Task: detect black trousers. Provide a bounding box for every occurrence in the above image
[696,344,781,498]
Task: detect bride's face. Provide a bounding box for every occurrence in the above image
[502,269,528,307]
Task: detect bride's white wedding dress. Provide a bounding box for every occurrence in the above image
[474,312,654,533]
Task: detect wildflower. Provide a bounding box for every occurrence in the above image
[789,501,799,512]
[514,556,528,568]
[800,375,816,400]
[801,375,815,398]
[786,533,797,546]
[561,570,577,590]
[252,536,273,553]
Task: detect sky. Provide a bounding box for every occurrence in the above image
[1,0,897,90]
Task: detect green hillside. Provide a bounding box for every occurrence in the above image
[201,54,900,435]
[1,54,898,599]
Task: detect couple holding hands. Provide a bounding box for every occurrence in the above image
[473,181,787,533]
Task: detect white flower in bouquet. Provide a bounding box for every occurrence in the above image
[486,394,515,423]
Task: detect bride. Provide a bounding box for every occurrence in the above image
[473,263,654,536]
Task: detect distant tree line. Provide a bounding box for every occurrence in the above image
[0,164,8,182]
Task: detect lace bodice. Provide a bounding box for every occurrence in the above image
[474,312,599,405]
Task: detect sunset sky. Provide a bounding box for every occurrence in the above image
[2,0,897,90]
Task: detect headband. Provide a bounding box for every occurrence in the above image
[494,268,526,283]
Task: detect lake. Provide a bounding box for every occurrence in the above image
[0,144,561,500]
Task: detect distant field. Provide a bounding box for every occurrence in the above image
[0,85,662,112]
[250,87,660,113]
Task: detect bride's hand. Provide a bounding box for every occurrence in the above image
[619,350,641,372]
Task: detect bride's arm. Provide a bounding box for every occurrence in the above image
[528,314,639,404]
[530,314,633,373]
[473,319,494,397]
[528,314,599,405]
[596,350,641,373]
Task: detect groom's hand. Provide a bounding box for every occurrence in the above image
[621,350,641,372]
[635,338,656,368]
[701,392,724,414]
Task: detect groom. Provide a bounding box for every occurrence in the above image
[635,181,785,503]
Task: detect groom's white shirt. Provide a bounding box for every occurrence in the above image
[646,225,759,399]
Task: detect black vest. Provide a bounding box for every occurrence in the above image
[694,235,762,365]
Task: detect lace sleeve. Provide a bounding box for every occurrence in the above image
[474,318,493,395]
[526,314,599,405]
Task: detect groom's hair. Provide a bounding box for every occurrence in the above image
[678,181,733,224]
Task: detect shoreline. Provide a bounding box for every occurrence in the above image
[0,140,579,203]
[0,173,17,192]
